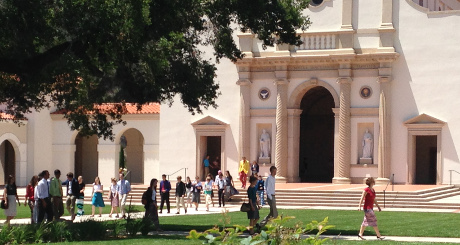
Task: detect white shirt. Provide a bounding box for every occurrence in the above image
[110,184,118,194]
[36,178,50,199]
[117,179,131,195]
[216,177,226,189]
[93,184,102,193]
[265,175,276,200]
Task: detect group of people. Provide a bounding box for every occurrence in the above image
[1,170,132,225]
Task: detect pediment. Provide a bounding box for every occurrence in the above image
[191,116,228,126]
[404,113,446,126]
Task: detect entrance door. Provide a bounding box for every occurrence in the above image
[415,136,437,184]
[299,87,335,182]
[0,140,15,184]
[206,136,221,178]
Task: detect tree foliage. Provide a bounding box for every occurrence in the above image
[0,0,311,139]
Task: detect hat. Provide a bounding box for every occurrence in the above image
[218,170,222,174]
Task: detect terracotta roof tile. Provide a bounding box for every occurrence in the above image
[51,103,160,115]
[0,112,27,121]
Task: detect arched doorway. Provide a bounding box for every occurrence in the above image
[0,140,15,184]
[120,129,144,184]
[75,133,98,183]
[299,86,335,182]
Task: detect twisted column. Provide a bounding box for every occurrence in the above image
[335,78,351,183]
[275,80,288,178]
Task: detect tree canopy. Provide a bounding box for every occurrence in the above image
[0,0,311,139]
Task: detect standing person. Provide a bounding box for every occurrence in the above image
[108,178,119,218]
[2,175,21,225]
[191,176,202,211]
[76,176,86,217]
[142,178,162,231]
[185,176,193,208]
[175,176,187,214]
[203,177,213,212]
[207,173,215,207]
[225,170,235,201]
[117,172,131,218]
[215,171,226,207]
[251,161,259,176]
[256,175,265,206]
[33,172,44,223]
[247,176,260,235]
[49,169,64,221]
[159,174,171,214]
[36,170,53,223]
[91,176,105,217]
[25,175,38,224]
[238,157,250,188]
[257,166,277,230]
[62,172,80,221]
[211,156,220,177]
[357,177,385,240]
[203,155,210,177]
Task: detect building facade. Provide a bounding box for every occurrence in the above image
[1,0,460,186]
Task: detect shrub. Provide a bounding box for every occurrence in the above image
[73,218,108,241]
[0,225,13,244]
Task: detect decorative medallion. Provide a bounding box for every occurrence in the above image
[258,88,270,100]
[360,86,372,99]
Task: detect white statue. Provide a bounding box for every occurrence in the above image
[259,129,271,158]
[362,129,373,158]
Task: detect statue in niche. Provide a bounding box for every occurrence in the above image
[259,129,271,158]
[362,129,373,158]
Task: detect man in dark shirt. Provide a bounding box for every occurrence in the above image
[175,176,187,214]
[159,174,171,214]
[62,172,80,221]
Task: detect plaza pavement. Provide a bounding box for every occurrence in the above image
[3,201,460,243]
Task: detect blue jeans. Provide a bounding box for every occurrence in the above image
[257,190,265,205]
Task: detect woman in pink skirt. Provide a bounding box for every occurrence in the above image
[108,177,119,218]
[357,177,384,240]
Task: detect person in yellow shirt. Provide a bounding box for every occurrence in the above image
[238,157,250,188]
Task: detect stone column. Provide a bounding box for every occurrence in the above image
[274,79,288,180]
[237,79,251,160]
[287,109,302,182]
[376,65,392,184]
[333,76,352,184]
[52,144,75,180]
[97,144,118,188]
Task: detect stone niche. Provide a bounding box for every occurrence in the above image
[257,123,272,165]
[357,123,374,165]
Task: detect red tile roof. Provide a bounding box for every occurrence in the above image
[0,112,27,121]
[51,103,160,115]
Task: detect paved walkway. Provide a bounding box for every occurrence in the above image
[3,204,460,243]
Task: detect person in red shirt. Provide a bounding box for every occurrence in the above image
[357,177,384,240]
[24,175,38,224]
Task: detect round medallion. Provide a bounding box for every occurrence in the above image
[360,86,372,99]
[259,88,270,100]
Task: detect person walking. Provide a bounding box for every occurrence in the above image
[357,177,385,240]
[191,176,202,211]
[62,172,80,221]
[251,161,259,176]
[215,171,226,207]
[77,176,86,217]
[142,178,162,231]
[185,176,193,208]
[25,175,38,224]
[36,170,53,223]
[247,175,260,235]
[224,171,235,201]
[256,174,265,206]
[203,155,210,177]
[108,177,119,218]
[49,169,64,221]
[117,172,131,218]
[257,166,277,231]
[159,174,171,214]
[238,157,250,188]
[175,176,187,214]
[2,175,21,225]
[91,176,105,217]
[203,177,213,212]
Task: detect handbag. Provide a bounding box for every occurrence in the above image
[1,199,8,209]
[240,200,251,212]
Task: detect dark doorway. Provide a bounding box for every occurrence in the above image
[1,140,15,184]
[75,133,98,183]
[415,136,437,184]
[299,87,335,182]
[206,136,221,178]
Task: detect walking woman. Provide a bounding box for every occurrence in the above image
[25,175,38,224]
[76,176,85,216]
[225,170,237,201]
[2,175,21,225]
[108,177,119,218]
[185,176,193,208]
[357,177,385,240]
[142,178,162,231]
[247,175,260,235]
[91,176,105,217]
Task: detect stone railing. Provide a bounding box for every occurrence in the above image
[295,33,337,51]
